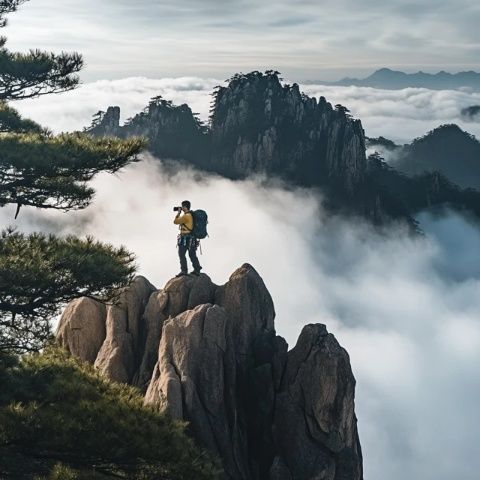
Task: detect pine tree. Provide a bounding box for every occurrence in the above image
[0,347,219,478]
[0,1,146,353]
[0,229,136,352]
[335,104,352,117]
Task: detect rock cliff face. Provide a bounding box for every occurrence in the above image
[99,100,209,164]
[208,73,366,194]
[57,265,363,480]
[88,71,367,198]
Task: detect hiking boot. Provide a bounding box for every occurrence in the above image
[175,271,188,278]
[191,270,201,276]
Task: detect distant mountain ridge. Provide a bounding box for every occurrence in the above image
[307,68,480,91]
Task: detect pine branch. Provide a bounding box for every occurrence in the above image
[0,132,146,213]
[0,49,84,100]
[0,0,28,27]
[0,101,45,133]
[0,230,137,353]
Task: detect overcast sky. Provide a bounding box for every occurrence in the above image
[4,0,480,81]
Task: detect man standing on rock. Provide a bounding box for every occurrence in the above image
[173,200,202,277]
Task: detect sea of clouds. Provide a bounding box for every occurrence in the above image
[11,76,480,144]
[2,155,479,480]
[5,78,480,480]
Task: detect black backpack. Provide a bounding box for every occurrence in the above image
[190,210,208,239]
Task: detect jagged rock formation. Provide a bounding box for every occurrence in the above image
[56,297,106,364]
[86,71,480,226]
[57,264,363,480]
[89,72,366,195]
[87,72,391,223]
[208,74,366,194]
[272,324,363,480]
[90,100,209,163]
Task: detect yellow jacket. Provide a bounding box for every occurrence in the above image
[174,211,193,235]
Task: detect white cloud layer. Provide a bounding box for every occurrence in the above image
[12,77,480,143]
[11,77,219,134]
[302,84,480,143]
[2,157,479,480]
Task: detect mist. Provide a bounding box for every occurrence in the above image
[2,156,479,480]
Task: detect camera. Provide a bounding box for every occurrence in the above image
[173,206,182,212]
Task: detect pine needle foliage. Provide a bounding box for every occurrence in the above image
[0,131,145,213]
[0,1,27,28]
[0,0,146,215]
[0,229,136,353]
[0,0,82,100]
[0,347,219,479]
[0,100,45,133]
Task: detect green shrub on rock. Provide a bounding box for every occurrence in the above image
[0,348,219,479]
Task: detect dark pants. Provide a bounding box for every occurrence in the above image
[178,235,201,273]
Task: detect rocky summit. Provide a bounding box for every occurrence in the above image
[57,264,363,480]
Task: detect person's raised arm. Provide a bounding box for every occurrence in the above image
[173,211,184,224]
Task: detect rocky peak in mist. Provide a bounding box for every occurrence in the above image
[208,71,367,193]
[86,70,480,226]
[371,124,480,191]
[57,264,363,480]
[89,71,367,196]
[366,136,401,151]
[87,71,414,225]
[90,98,209,162]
